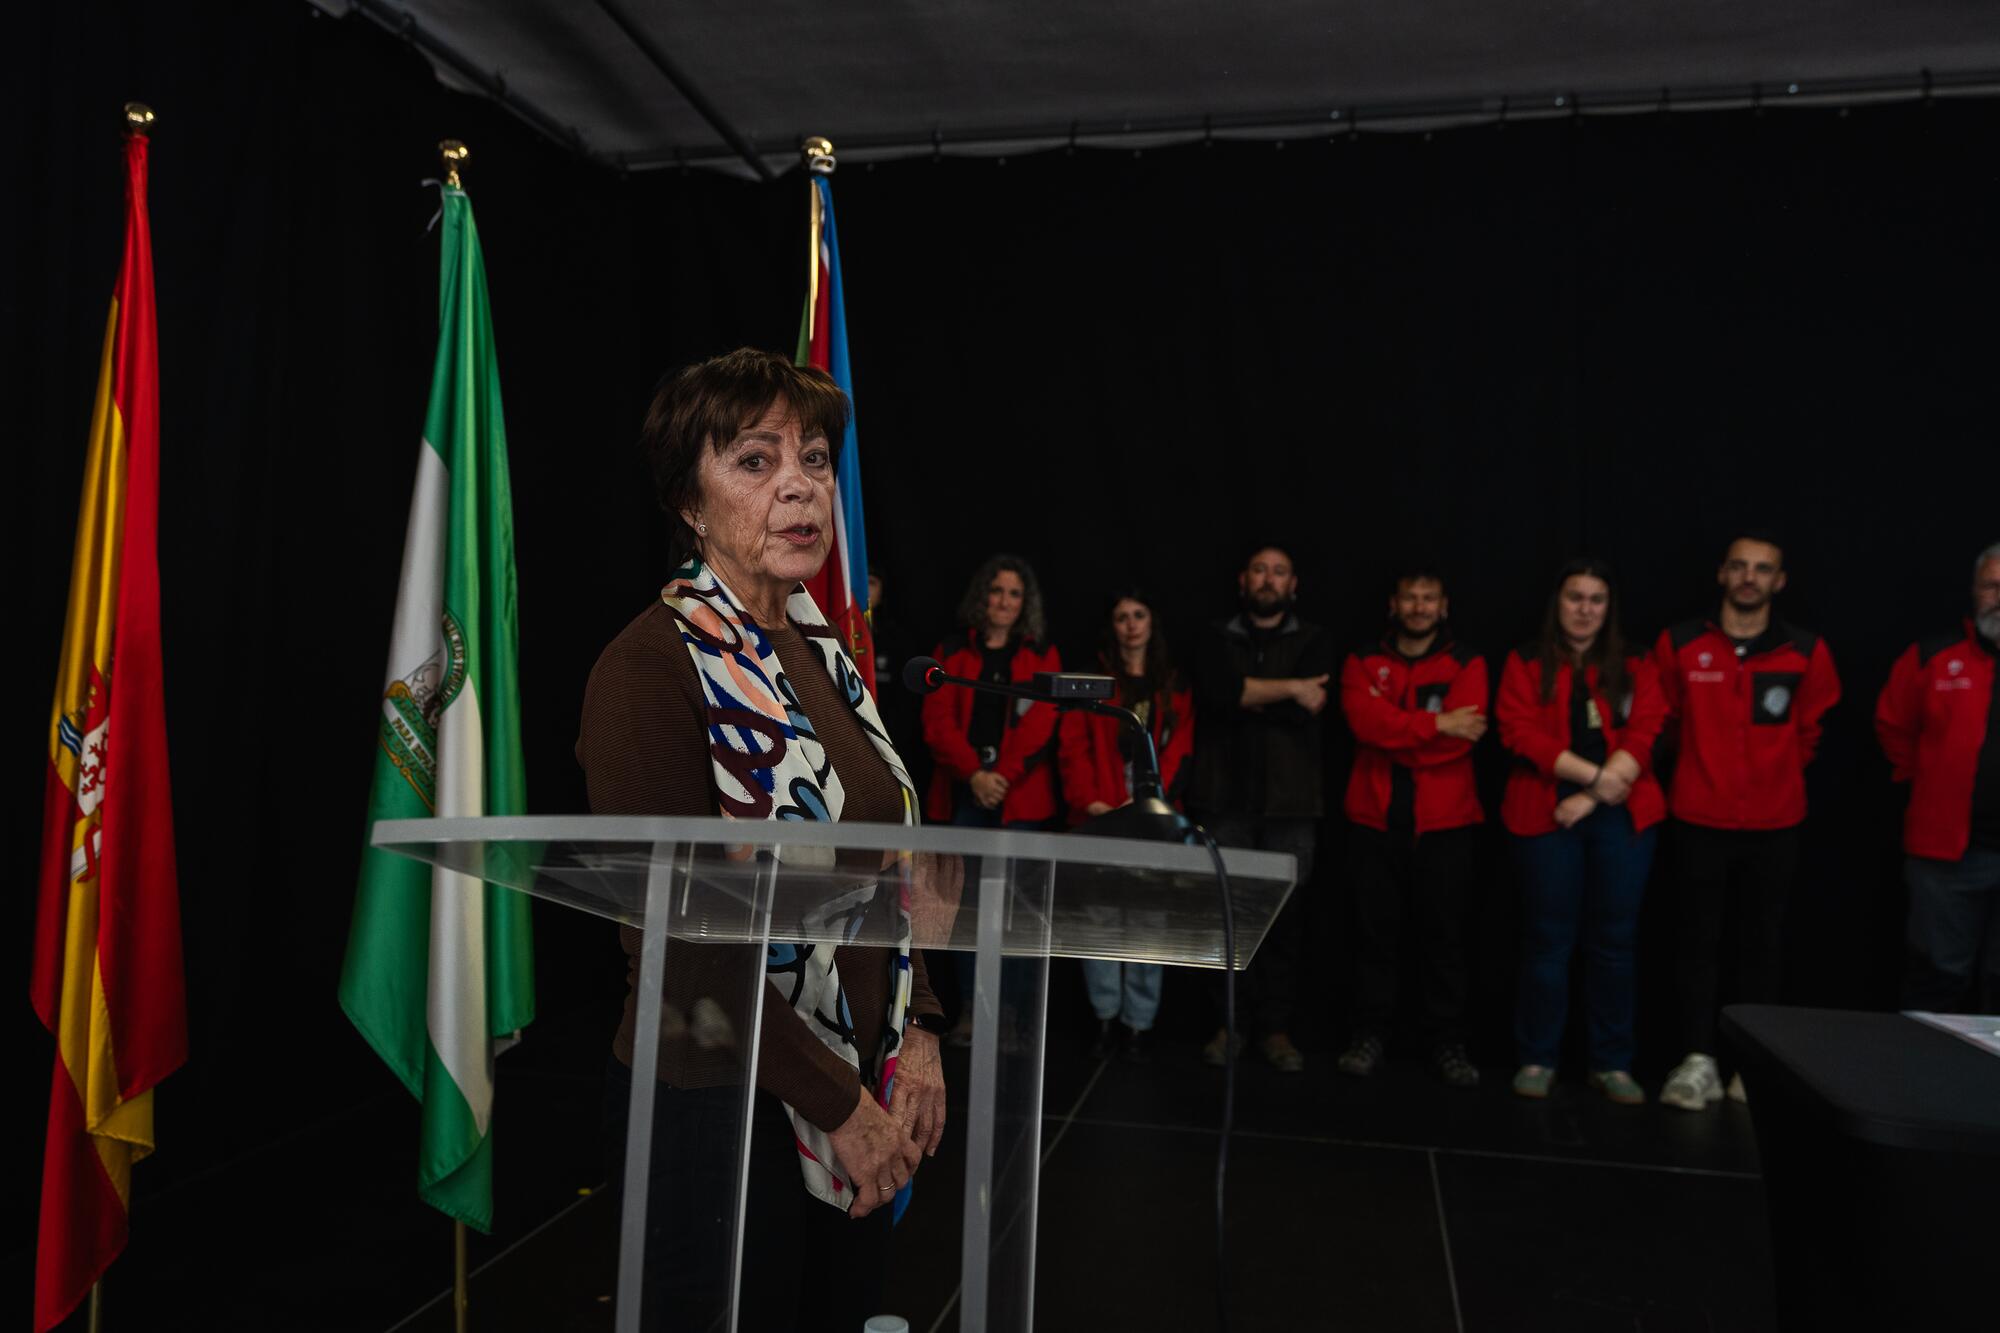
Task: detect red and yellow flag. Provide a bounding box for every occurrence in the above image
[31,113,187,1333]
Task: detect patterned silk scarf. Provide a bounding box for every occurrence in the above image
[659,558,918,1210]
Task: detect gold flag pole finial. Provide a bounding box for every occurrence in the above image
[439,139,469,189]
[803,136,836,176]
[124,102,156,137]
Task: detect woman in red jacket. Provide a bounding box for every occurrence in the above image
[1495,558,1667,1104]
[923,553,1062,1044]
[1058,591,1195,1060]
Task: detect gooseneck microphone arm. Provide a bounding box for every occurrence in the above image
[901,656,1165,798]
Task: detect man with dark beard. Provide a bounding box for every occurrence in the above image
[1187,544,1333,1071]
[1653,532,1841,1110]
[1876,543,2000,1012]
[1336,567,1489,1086]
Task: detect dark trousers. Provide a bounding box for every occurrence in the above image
[949,793,1041,1014]
[1512,806,1657,1071]
[1348,823,1477,1048]
[602,1057,891,1333]
[1670,820,1799,1056]
[1200,813,1317,1036]
[1903,845,2000,1012]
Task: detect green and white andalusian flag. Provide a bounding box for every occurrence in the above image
[339,183,533,1232]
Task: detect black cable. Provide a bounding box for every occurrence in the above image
[1192,821,1235,1333]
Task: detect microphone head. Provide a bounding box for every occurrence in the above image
[902,656,945,695]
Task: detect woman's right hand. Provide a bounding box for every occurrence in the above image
[827,1085,923,1219]
[969,770,1009,809]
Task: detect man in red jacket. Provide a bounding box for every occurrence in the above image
[1335,567,1489,1087]
[1654,533,1840,1111]
[1876,543,2000,1013]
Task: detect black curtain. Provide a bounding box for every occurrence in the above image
[10,0,1998,1308]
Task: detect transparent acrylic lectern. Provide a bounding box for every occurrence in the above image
[372,815,1296,1333]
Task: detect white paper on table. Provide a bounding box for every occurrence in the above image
[1903,1010,2000,1059]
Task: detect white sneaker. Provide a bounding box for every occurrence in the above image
[1726,1072,1747,1104]
[1660,1053,1723,1110]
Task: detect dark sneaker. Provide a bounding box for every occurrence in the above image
[1089,1018,1121,1061]
[1337,1034,1385,1077]
[1122,1025,1153,1065]
[1433,1043,1480,1089]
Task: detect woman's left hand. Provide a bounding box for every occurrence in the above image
[892,1028,948,1158]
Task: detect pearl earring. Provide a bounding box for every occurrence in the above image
[696,521,707,535]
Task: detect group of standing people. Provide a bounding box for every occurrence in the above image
[913,534,2000,1107]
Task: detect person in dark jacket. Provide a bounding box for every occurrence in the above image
[1876,543,2000,1013]
[922,553,1062,1045]
[1058,590,1196,1062]
[1336,566,1489,1087]
[1653,533,1841,1112]
[1186,544,1333,1072]
[1495,558,1667,1106]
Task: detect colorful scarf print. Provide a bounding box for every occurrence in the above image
[659,559,917,1210]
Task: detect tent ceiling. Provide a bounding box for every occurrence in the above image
[330,0,2000,173]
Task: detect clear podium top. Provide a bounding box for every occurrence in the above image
[373,815,1296,969]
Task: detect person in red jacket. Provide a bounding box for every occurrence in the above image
[922,553,1062,1044]
[1058,590,1194,1061]
[1335,566,1489,1088]
[1495,558,1667,1105]
[1876,543,2000,1012]
[1653,533,1841,1112]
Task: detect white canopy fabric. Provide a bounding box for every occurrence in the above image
[322,0,2000,174]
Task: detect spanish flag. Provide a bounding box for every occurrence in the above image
[31,112,187,1333]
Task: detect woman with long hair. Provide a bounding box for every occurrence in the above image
[1058,591,1195,1060]
[1495,558,1668,1103]
[922,553,1063,1044]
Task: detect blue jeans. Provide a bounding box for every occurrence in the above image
[1083,953,1164,1030]
[1511,806,1658,1072]
[1903,845,2000,1013]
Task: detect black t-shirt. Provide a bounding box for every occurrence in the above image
[965,641,1014,762]
[1565,669,1609,791]
[1972,635,2000,851]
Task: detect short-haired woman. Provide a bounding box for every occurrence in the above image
[580,348,952,1329]
[1495,558,1667,1104]
[1058,591,1195,1061]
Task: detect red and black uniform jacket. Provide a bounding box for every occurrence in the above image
[1875,621,1999,861]
[1339,632,1486,836]
[1057,672,1196,826]
[921,630,1063,824]
[1652,619,1841,831]
[1495,650,1668,837]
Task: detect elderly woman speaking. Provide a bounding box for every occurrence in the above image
[581,348,950,1331]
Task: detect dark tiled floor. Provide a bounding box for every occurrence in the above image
[25,1019,1776,1331]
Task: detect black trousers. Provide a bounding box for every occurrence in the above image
[1347,823,1478,1047]
[1200,813,1317,1035]
[602,1057,892,1332]
[1670,820,1799,1057]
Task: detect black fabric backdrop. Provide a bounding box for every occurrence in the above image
[9,0,1998,1303]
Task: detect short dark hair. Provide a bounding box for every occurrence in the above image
[1723,529,1786,566]
[1391,564,1447,596]
[638,348,850,565]
[1241,542,1296,572]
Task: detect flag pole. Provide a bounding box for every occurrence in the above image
[86,1282,102,1333]
[454,1221,469,1332]
[442,132,472,1333]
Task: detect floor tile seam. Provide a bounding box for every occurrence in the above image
[927,1052,1118,1333]
[1428,1150,1467,1333]
[380,1184,609,1333]
[1058,1113,1763,1180]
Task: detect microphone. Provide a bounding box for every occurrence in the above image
[901,655,1192,842]
[902,655,947,695]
